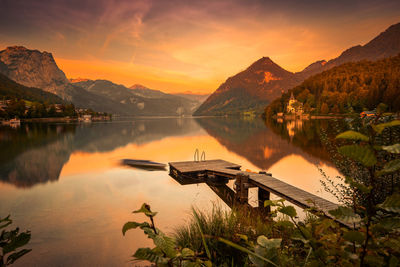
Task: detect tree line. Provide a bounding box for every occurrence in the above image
[265,54,400,116]
[0,99,76,119]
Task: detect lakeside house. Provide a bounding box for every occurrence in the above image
[273,93,310,120]
[82,114,92,122]
[286,93,303,115]
[281,93,310,120]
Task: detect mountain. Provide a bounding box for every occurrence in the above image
[0,46,132,114]
[173,92,210,103]
[129,84,169,98]
[0,73,65,104]
[69,77,90,83]
[72,79,198,116]
[266,54,400,115]
[195,22,400,116]
[194,57,302,115]
[172,92,209,111]
[325,22,400,70]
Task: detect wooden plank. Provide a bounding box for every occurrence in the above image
[169,160,241,173]
[169,159,350,227]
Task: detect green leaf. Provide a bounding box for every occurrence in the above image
[382,144,400,154]
[338,145,377,167]
[378,159,400,176]
[133,203,158,217]
[328,206,361,224]
[336,131,369,141]
[6,249,31,265]
[235,233,249,242]
[344,176,371,193]
[264,199,284,207]
[257,235,281,249]
[181,248,195,258]
[192,209,211,260]
[372,120,400,134]
[133,247,167,264]
[2,231,31,255]
[278,206,297,217]
[376,217,400,230]
[275,220,295,228]
[217,237,278,267]
[122,221,151,235]
[343,230,365,244]
[153,234,177,258]
[378,194,400,213]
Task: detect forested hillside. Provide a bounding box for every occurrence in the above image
[265,55,400,115]
[0,73,65,104]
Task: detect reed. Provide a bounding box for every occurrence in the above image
[174,204,272,266]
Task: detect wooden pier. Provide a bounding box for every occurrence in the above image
[169,159,348,227]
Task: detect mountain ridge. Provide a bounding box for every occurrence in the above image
[0,46,132,114]
[0,46,202,115]
[194,22,400,116]
[72,79,199,116]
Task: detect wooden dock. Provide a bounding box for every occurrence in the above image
[169,159,348,227]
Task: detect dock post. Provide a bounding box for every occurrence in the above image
[234,173,249,204]
[258,188,271,214]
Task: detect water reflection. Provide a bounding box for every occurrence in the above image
[195,117,337,171]
[0,117,344,189]
[0,117,345,267]
[0,118,202,188]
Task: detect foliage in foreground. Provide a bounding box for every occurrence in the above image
[123,118,400,266]
[174,206,272,266]
[0,216,31,267]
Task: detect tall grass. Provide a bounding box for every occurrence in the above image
[174,205,272,266]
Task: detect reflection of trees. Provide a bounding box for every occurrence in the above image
[0,119,202,188]
[264,118,348,164]
[196,117,334,171]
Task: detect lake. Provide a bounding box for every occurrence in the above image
[0,117,343,266]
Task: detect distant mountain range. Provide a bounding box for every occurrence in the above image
[1,22,399,116]
[194,22,400,116]
[72,79,200,116]
[172,92,210,103]
[0,46,203,116]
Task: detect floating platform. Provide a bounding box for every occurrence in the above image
[169,159,350,227]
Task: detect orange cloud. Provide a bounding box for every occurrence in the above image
[56,57,217,93]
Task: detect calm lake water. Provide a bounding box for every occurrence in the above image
[0,117,343,266]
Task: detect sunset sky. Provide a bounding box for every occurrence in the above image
[0,0,399,93]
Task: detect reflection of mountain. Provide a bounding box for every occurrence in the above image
[196,117,334,171]
[0,119,203,188]
[0,123,76,187]
[72,118,202,153]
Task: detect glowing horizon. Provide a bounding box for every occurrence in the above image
[1,0,399,94]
